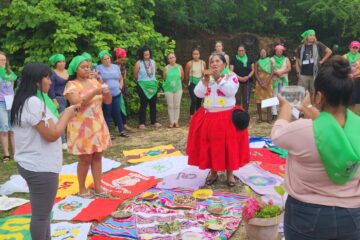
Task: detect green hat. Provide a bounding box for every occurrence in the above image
[98,50,112,61]
[301,29,316,39]
[81,52,92,61]
[49,54,65,66]
[67,55,87,76]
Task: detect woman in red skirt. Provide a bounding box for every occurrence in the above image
[186,53,250,187]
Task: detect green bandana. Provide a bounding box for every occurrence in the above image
[236,54,248,67]
[221,65,231,75]
[345,52,360,65]
[49,54,65,66]
[301,29,316,40]
[36,90,60,118]
[272,56,288,88]
[163,64,182,93]
[119,94,126,116]
[313,110,360,185]
[98,50,112,61]
[0,66,17,82]
[138,80,158,99]
[257,57,272,73]
[67,55,87,76]
[189,76,201,85]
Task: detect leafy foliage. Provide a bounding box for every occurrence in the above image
[154,0,360,50]
[254,204,282,219]
[0,0,175,114]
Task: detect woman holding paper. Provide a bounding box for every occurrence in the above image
[10,62,79,240]
[272,56,360,239]
[187,53,250,187]
[0,51,17,162]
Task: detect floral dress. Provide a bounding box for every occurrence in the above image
[64,79,111,155]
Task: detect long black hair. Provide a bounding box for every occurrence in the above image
[137,45,152,61]
[10,62,51,126]
[314,55,353,107]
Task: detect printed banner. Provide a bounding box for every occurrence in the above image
[57,175,93,198]
[124,145,182,163]
[0,195,29,211]
[51,222,92,240]
[0,215,31,240]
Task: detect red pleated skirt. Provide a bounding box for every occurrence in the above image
[186,106,250,171]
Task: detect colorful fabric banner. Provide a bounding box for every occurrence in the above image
[57,175,93,198]
[125,156,188,179]
[235,163,284,207]
[156,166,209,190]
[124,145,182,163]
[11,198,62,216]
[52,196,122,222]
[0,195,29,211]
[60,157,121,175]
[97,169,159,199]
[0,215,31,240]
[92,188,248,240]
[257,162,286,177]
[249,148,286,164]
[51,222,92,240]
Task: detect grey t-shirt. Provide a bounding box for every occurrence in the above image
[13,96,62,173]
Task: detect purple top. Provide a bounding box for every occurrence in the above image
[49,71,68,99]
[0,80,14,101]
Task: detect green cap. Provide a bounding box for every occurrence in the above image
[67,55,87,76]
[49,54,65,66]
[301,29,316,39]
[98,50,112,61]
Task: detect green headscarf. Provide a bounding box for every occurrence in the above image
[49,54,65,66]
[82,52,92,61]
[236,54,248,67]
[36,90,60,118]
[98,50,112,61]
[257,57,272,73]
[345,52,360,65]
[301,29,316,40]
[0,66,17,82]
[313,110,360,185]
[67,55,87,76]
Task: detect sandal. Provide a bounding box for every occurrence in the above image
[2,156,10,162]
[119,132,129,138]
[94,191,111,198]
[227,175,239,187]
[205,172,218,185]
[77,191,94,199]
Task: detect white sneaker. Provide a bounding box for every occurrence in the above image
[62,143,67,150]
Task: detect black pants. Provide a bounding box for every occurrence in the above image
[17,164,58,240]
[188,82,202,115]
[137,85,157,125]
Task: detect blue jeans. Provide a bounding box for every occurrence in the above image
[55,96,67,143]
[102,94,124,133]
[284,195,360,240]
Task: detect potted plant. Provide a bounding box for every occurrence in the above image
[242,185,285,240]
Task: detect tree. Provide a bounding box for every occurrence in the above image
[0,0,175,113]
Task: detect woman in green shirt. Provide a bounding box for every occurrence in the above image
[163,53,184,128]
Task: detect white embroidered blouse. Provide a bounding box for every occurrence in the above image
[194,72,239,112]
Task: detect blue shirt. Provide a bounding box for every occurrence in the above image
[96,64,121,96]
[49,71,68,99]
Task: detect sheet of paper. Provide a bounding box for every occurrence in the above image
[4,95,14,110]
[292,107,300,119]
[261,97,279,108]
